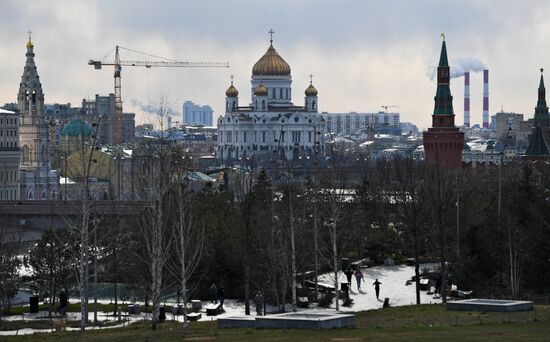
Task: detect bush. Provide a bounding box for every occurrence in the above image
[53,319,66,333]
[318,292,334,308]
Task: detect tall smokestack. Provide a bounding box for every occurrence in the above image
[464,72,470,127]
[483,69,489,128]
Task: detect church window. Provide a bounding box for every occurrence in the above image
[280,89,283,99]
[262,100,266,110]
[285,88,289,99]
[27,188,34,199]
[281,131,285,143]
[22,145,30,163]
[262,131,266,143]
[232,102,236,111]
[308,131,312,143]
[294,117,299,123]
[243,131,247,143]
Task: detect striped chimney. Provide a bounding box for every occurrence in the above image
[464,72,470,127]
[483,69,489,128]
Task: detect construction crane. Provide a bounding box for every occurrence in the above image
[381,105,400,113]
[89,45,229,145]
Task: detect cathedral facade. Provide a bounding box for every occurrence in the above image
[18,35,59,199]
[217,34,325,162]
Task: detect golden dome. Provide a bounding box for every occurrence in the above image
[252,43,291,76]
[254,83,268,96]
[305,83,318,96]
[226,84,239,97]
[26,37,33,49]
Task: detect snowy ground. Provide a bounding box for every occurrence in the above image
[0,264,440,336]
[318,264,441,312]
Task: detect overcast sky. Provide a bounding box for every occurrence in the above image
[1,0,550,128]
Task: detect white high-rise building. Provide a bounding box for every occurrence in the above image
[217,33,325,161]
[183,101,213,126]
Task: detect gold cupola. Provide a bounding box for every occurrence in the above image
[226,83,239,97]
[254,83,268,96]
[252,37,291,76]
[305,83,318,96]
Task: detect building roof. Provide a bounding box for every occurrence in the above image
[525,126,550,156]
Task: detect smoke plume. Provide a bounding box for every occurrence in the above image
[427,57,486,80]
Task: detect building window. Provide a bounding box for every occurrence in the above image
[243,131,247,143]
[262,131,266,143]
[292,131,301,143]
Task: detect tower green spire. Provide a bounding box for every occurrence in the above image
[534,68,549,121]
[433,36,453,116]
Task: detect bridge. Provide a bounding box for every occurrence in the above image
[0,200,146,241]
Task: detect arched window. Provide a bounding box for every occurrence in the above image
[312,101,316,110]
[262,100,266,110]
[27,188,34,199]
[232,102,236,111]
[22,145,30,163]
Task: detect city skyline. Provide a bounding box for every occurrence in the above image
[1,1,550,128]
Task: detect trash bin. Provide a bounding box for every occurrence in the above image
[29,296,39,313]
[340,282,350,299]
[159,307,166,322]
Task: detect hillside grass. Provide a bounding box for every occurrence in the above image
[2,303,549,341]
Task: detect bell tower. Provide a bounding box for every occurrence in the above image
[17,32,59,199]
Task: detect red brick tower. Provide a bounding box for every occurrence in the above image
[423,36,464,168]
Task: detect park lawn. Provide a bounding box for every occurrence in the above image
[2,304,550,341]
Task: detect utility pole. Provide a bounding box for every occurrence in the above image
[456,174,460,258]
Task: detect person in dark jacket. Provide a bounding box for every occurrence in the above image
[209,283,218,304]
[254,290,264,316]
[344,268,354,289]
[373,279,382,300]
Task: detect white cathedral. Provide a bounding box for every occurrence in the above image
[217,33,326,162]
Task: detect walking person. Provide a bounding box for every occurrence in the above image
[209,283,218,304]
[254,290,264,316]
[344,268,354,288]
[373,278,382,300]
[354,268,364,291]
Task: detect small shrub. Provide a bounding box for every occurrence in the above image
[318,292,334,308]
[53,319,66,332]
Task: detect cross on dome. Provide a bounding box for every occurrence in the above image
[230,74,234,85]
[269,29,275,43]
[309,74,313,84]
[26,30,34,49]
[541,68,544,74]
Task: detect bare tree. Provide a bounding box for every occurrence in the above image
[168,179,205,333]
[0,224,22,321]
